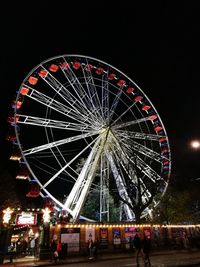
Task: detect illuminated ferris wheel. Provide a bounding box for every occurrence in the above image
[10,55,171,222]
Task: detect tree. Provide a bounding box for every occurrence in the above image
[151,185,198,224]
[81,187,120,222]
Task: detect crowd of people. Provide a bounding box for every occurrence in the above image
[8,237,39,262]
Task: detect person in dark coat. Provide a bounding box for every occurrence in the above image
[50,240,57,262]
[143,235,151,266]
[87,239,94,259]
[133,233,145,266]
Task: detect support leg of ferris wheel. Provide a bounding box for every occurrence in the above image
[106,152,135,221]
[99,155,110,222]
[63,130,109,222]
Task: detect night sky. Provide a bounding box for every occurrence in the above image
[0,1,200,191]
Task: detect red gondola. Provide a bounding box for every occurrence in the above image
[142,104,151,111]
[10,147,21,161]
[20,87,29,95]
[95,67,104,75]
[72,61,81,70]
[108,73,116,80]
[7,114,19,124]
[49,64,59,72]
[154,125,163,132]
[16,165,29,179]
[12,100,22,109]
[84,64,93,71]
[26,181,40,197]
[60,62,70,69]
[148,115,157,121]
[126,87,135,94]
[28,76,38,85]
[117,80,126,87]
[134,95,143,102]
[39,69,48,77]
[6,126,19,142]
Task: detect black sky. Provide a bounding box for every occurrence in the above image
[1,1,200,186]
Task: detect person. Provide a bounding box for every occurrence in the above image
[8,243,16,263]
[30,238,35,257]
[93,238,99,259]
[57,240,62,260]
[87,238,94,259]
[62,242,68,259]
[21,239,28,255]
[50,239,57,263]
[16,238,21,257]
[133,233,145,266]
[143,235,151,266]
[182,232,190,249]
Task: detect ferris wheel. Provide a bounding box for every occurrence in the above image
[11,55,171,222]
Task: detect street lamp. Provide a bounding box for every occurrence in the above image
[190,140,200,149]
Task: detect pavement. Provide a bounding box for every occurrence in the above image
[1,248,200,267]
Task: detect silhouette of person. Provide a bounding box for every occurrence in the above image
[87,238,94,259]
[143,235,151,266]
[133,233,145,266]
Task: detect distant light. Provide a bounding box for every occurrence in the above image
[42,207,51,223]
[3,207,13,224]
[191,140,200,149]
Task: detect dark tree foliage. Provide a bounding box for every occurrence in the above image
[152,183,199,224]
[0,167,21,211]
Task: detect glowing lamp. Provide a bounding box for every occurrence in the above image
[3,207,13,224]
[191,140,200,149]
[42,207,51,223]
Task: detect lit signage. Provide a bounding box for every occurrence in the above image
[16,213,37,226]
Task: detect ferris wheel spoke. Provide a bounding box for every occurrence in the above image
[108,131,137,180]
[108,89,123,123]
[120,139,163,163]
[114,151,152,203]
[17,114,94,132]
[82,63,103,121]
[40,65,101,125]
[31,153,79,182]
[115,145,166,188]
[115,130,166,141]
[108,132,146,188]
[112,116,150,130]
[101,74,110,121]
[31,159,77,183]
[132,155,163,183]
[23,85,95,125]
[60,58,103,123]
[110,99,139,126]
[109,133,156,188]
[42,135,100,189]
[113,150,154,204]
[119,152,154,194]
[23,131,97,156]
[39,66,95,122]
